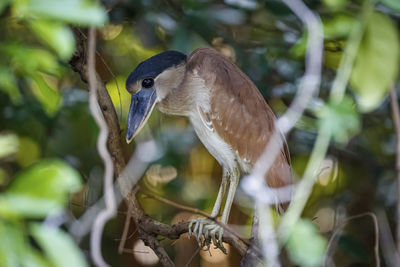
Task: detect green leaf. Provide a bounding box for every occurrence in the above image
[323,14,356,39]
[16,137,41,167]
[0,133,19,159]
[290,33,307,58]
[350,12,399,112]
[30,224,88,267]
[0,43,60,76]
[324,40,345,70]
[30,20,75,60]
[287,219,327,267]
[0,66,21,103]
[323,0,347,10]
[15,0,107,26]
[0,221,26,267]
[20,250,52,267]
[29,74,61,116]
[380,0,400,13]
[5,159,81,217]
[318,96,360,144]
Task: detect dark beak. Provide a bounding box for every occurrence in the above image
[126,88,157,143]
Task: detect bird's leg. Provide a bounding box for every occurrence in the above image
[210,169,228,218]
[188,168,240,254]
[209,167,239,251]
[188,169,229,252]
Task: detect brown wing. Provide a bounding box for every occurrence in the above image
[187,48,292,193]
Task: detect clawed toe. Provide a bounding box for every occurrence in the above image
[188,218,226,254]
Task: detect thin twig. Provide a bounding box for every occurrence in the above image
[140,190,211,218]
[87,27,117,267]
[323,212,380,267]
[115,227,137,242]
[118,203,133,254]
[70,202,128,215]
[185,247,200,267]
[121,249,149,254]
[390,87,400,256]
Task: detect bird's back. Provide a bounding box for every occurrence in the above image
[186,48,292,194]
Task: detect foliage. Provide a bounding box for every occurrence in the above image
[0,0,107,116]
[287,219,327,267]
[350,11,399,112]
[0,0,400,266]
[0,0,106,266]
[318,96,360,144]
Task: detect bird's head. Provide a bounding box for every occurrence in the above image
[125,51,187,143]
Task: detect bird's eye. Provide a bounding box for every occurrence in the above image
[142,78,154,88]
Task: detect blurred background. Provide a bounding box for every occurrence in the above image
[1,0,400,266]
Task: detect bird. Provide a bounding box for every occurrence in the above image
[125,48,292,253]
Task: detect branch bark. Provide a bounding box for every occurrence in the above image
[390,87,400,257]
[240,213,262,266]
[68,28,250,266]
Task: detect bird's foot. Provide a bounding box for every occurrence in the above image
[188,218,227,254]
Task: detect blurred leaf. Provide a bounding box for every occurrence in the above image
[0,169,6,186]
[0,133,19,159]
[318,96,360,144]
[30,20,75,60]
[5,159,81,217]
[16,137,41,167]
[0,195,61,218]
[350,12,399,112]
[287,219,327,267]
[324,40,345,70]
[106,75,131,125]
[380,0,400,12]
[0,43,60,76]
[15,0,107,26]
[0,66,21,103]
[0,221,25,267]
[30,223,88,267]
[290,33,307,58]
[0,0,11,14]
[323,14,355,39]
[29,74,61,116]
[20,250,52,267]
[323,0,347,10]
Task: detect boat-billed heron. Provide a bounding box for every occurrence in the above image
[125,48,291,253]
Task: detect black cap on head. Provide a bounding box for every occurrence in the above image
[126,50,187,91]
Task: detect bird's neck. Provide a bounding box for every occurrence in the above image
[156,85,192,116]
[156,65,193,116]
